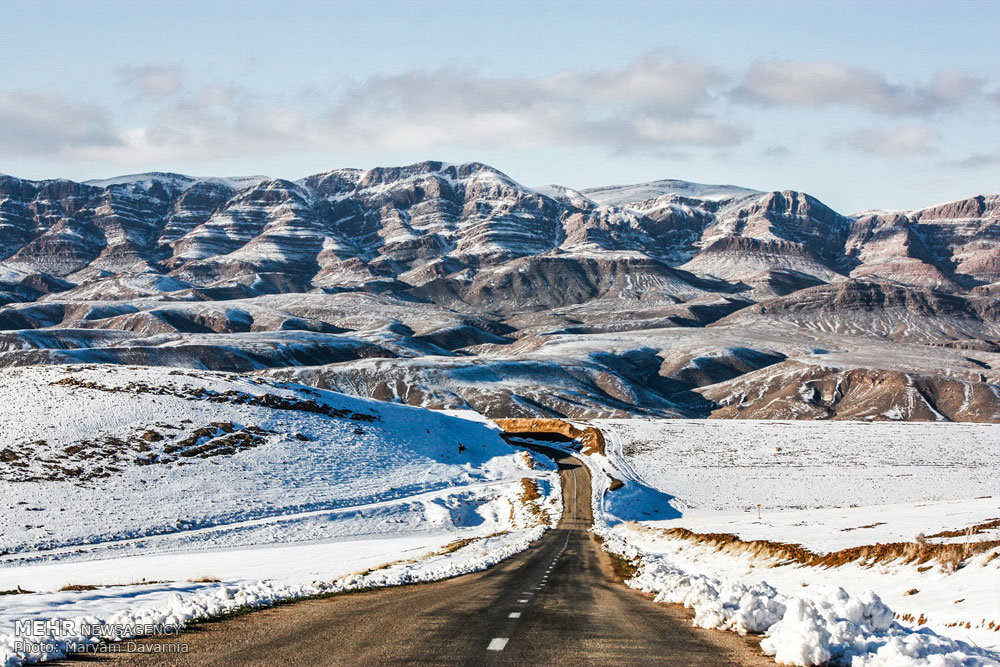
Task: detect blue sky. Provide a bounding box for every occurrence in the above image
[2,0,998,211]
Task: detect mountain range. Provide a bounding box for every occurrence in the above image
[2,161,999,421]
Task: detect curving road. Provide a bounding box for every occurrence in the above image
[75,446,768,665]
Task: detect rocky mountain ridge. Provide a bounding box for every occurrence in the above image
[2,162,997,308]
[1,161,998,422]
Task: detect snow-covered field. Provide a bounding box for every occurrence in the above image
[587,419,1000,665]
[599,419,1000,539]
[0,365,560,665]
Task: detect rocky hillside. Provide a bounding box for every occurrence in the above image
[1,162,998,421]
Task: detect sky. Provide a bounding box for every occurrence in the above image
[1,0,998,212]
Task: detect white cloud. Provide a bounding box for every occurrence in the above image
[549,55,725,114]
[835,125,939,156]
[44,56,749,164]
[0,91,121,155]
[734,61,981,115]
[761,144,792,157]
[317,59,744,153]
[117,64,183,97]
[945,152,1000,169]
[927,71,986,106]
[1,56,991,168]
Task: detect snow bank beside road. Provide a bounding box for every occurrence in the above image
[600,527,999,666]
[0,526,551,667]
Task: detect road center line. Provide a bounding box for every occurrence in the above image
[487,638,509,651]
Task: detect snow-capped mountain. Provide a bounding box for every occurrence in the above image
[2,162,997,303]
[1,161,999,421]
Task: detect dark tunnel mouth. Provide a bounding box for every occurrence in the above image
[502,431,576,444]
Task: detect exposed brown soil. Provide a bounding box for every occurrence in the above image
[598,535,640,581]
[495,417,606,455]
[518,477,555,526]
[841,522,887,532]
[520,477,542,502]
[926,518,1000,539]
[644,525,1000,570]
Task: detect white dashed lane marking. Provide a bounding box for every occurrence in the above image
[509,612,521,618]
[487,638,509,651]
[518,598,529,603]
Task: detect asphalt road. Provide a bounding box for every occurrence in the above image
[75,446,769,665]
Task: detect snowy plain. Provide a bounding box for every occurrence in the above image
[585,419,1000,665]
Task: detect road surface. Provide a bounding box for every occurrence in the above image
[75,446,768,665]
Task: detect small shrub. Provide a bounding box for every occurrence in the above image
[59,584,98,592]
